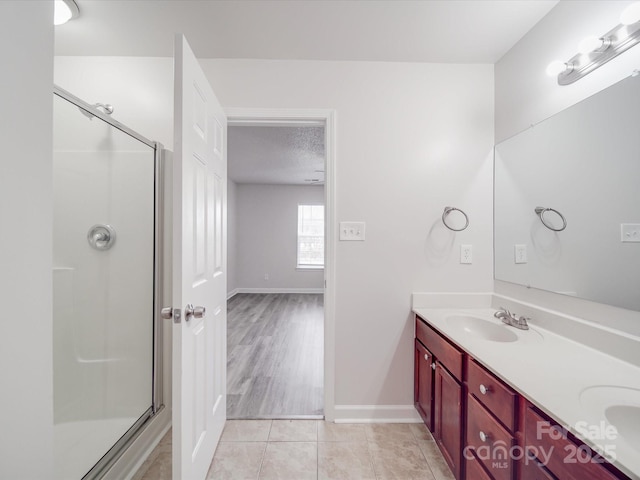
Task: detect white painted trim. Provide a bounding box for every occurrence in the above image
[235,287,324,294]
[333,405,423,424]
[225,107,337,422]
[226,288,240,300]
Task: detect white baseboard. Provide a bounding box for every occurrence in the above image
[227,288,240,300]
[234,287,324,295]
[333,405,422,423]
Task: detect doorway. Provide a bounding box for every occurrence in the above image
[225,110,335,420]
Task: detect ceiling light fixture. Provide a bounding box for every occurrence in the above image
[547,2,640,85]
[54,0,79,26]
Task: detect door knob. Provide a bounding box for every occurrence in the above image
[161,307,173,320]
[185,304,206,320]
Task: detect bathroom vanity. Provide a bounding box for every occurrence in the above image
[413,295,639,480]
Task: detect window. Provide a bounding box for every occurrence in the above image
[297,205,324,268]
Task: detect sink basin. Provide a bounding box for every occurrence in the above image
[580,386,640,449]
[606,405,640,447]
[446,315,519,342]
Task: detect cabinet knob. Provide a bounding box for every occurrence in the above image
[479,431,490,442]
[424,353,429,361]
[479,384,491,395]
[431,362,436,370]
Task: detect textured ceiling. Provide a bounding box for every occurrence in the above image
[228,126,325,185]
[55,0,558,63]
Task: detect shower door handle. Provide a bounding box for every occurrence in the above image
[185,304,206,321]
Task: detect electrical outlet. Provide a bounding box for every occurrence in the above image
[621,224,640,243]
[460,245,472,264]
[339,222,366,241]
[514,244,528,264]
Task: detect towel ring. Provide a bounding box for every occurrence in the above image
[535,207,567,232]
[442,207,469,232]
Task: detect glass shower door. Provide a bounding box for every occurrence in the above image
[52,92,156,480]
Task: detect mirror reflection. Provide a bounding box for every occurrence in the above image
[494,75,640,311]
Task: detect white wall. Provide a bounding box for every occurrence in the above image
[495,0,640,329]
[55,57,174,149]
[234,184,324,292]
[54,56,494,417]
[0,2,54,478]
[204,59,495,412]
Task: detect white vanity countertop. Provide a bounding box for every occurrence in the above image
[412,306,640,480]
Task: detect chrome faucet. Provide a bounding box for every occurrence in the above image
[494,307,530,330]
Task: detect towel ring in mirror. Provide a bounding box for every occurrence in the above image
[535,207,567,232]
[442,207,469,232]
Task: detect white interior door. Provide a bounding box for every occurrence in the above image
[172,34,227,480]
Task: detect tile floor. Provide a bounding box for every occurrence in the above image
[133,420,455,480]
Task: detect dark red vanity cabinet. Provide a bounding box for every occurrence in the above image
[414,313,631,480]
[415,315,463,479]
[414,339,435,429]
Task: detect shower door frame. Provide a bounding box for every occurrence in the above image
[53,85,165,480]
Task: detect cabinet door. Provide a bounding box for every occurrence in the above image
[434,363,462,479]
[415,340,435,430]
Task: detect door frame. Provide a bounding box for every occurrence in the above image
[225,107,336,421]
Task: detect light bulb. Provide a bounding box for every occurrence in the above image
[578,36,604,54]
[54,0,79,26]
[54,0,72,25]
[546,61,569,77]
[620,2,640,25]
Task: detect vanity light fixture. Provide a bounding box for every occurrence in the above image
[547,2,640,85]
[54,0,79,26]
[621,1,640,25]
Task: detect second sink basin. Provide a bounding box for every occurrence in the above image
[580,385,640,453]
[446,315,519,342]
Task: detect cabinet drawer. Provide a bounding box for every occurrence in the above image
[524,406,621,480]
[415,315,463,381]
[466,452,493,480]
[467,395,515,480]
[520,450,556,480]
[467,358,517,433]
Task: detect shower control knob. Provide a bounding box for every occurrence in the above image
[185,304,206,320]
[87,224,116,251]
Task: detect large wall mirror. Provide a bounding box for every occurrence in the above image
[494,74,640,312]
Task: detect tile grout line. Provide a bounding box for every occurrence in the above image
[412,426,439,480]
[256,420,273,480]
[363,425,380,480]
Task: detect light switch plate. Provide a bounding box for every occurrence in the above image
[339,221,366,241]
[621,224,640,243]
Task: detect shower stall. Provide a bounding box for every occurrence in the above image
[52,87,164,480]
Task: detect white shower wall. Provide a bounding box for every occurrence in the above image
[52,95,155,479]
[53,150,154,422]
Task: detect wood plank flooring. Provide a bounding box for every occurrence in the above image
[226,293,324,419]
